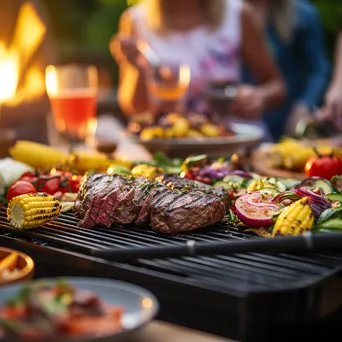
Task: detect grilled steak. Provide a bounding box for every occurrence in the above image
[74,174,112,219]
[75,174,227,233]
[159,175,229,206]
[79,175,128,228]
[150,189,226,234]
[93,176,132,227]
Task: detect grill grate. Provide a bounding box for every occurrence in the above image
[0,209,342,294]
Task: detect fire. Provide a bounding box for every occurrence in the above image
[0,44,19,103]
[45,65,58,96]
[0,1,47,105]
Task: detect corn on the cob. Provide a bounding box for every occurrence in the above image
[68,152,112,172]
[283,148,317,170]
[272,197,314,237]
[9,141,68,170]
[131,164,163,181]
[7,193,61,229]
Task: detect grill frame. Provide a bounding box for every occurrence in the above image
[1,209,342,341]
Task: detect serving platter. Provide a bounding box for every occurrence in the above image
[0,277,159,342]
[133,123,262,158]
[251,148,305,180]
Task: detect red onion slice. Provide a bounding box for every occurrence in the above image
[294,188,331,218]
[235,192,280,228]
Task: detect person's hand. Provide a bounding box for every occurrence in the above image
[230,85,265,119]
[285,103,312,134]
[320,84,342,131]
[110,34,145,68]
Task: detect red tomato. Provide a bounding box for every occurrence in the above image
[69,175,83,193]
[305,154,342,180]
[19,172,38,183]
[39,178,64,194]
[7,181,37,201]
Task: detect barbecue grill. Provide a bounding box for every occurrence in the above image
[0,208,342,341]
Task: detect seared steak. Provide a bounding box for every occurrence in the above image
[79,175,128,228]
[159,175,229,206]
[74,174,112,219]
[93,176,131,227]
[75,173,227,233]
[151,189,225,234]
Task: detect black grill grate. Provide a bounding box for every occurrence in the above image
[0,209,342,294]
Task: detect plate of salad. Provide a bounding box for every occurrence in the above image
[0,277,158,342]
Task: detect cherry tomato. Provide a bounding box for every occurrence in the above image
[305,154,342,180]
[7,181,37,201]
[19,172,38,183]
[69,174,83,193]
[40,177,66,194]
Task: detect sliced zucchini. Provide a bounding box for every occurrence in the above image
[296,177,337,195]
[326,193,342,203]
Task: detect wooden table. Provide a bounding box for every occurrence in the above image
[128,321,235,342]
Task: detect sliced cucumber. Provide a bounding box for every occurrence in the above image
[222,175,245,185]
[297,177,336,195]
[327,193,342,203]
[278,178,300,190]
[213,181,234,191]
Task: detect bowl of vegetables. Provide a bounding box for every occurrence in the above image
[0,248,34,286]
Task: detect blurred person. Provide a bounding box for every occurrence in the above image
[243,0,330,141]
[111,0,286,138]
[321,30,342,131]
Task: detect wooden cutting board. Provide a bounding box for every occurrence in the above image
[251,148,305,180]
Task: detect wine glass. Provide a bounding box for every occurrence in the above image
[45,64,98,151]
[146,63,191,116]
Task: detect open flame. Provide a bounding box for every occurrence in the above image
[0,1,47,105]
[0,44,19,103]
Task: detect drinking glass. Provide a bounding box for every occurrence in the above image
[45,64,98,151]
[146,63,190,115]
[206,80,238,116]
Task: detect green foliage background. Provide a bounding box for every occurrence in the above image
[42,0,342,86]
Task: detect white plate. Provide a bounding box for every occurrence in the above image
[133,123,262,158]
[0,277,159,342]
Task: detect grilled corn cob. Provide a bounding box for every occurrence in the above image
[9,141,68,170]
[7,193,61,229]
[131,164,163,180]
[68,152,112,172]
[272,197,314,237]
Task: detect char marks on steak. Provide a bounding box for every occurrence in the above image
[159,175,229,206]
[75,174,226,233]
[151,190,225,234]
[77,175,128,228]
[74,174,112,219]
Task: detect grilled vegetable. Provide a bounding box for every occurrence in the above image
[235,190,280,228]
[131,164,163,180]
[172,118,190,137]
[247,178,285,194]
[68,152,112,172]
[272,197,314,237]
[7,193,61,229]
[200,123,220,137]
[140,126,164,140]
[7,181,37,201]
[283,149,315,170]
[295,177,337,195]
[9,141,68,170]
